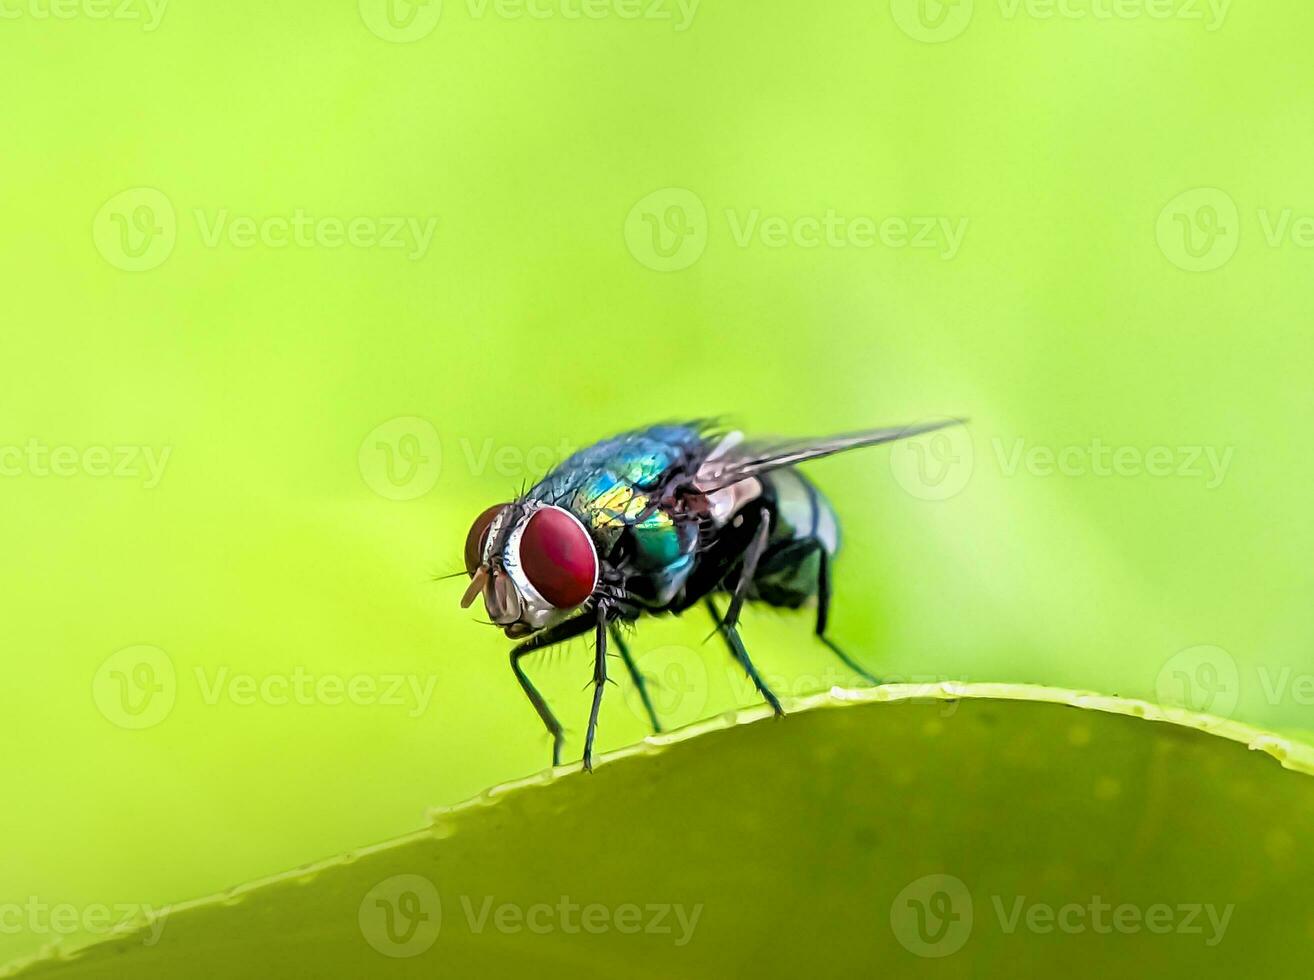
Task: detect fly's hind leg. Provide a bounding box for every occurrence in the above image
[815,547,881,686]
[706,507,784,716]
[610,623,661,734]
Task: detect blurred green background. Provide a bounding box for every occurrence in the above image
[2,0,1312,967]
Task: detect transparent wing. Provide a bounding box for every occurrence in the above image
[697,419,965,491]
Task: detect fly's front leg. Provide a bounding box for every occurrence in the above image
[583,604,610,772]
[610,623,661,734]
[816,548,880,686]
[509,613,595,768]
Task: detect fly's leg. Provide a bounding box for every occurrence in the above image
[724,507,771,628]
[816,547,881,686]
[583,605,610,772]
[509,613,596,768]
[610,623,661,734]
[707,508,784,716]
[705,597,783,716]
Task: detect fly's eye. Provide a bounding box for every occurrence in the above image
[464,504,508,576]
[518,506,598,609]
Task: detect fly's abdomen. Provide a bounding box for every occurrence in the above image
[751,467,840,608]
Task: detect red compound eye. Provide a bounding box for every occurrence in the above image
[519,506,598,608]
[464,504,508,576]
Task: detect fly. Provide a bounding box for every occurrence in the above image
[458,419,962,770]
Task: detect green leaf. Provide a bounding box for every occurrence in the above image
[9,685,1314,978]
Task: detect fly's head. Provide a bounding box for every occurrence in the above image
[461,500,599,639]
